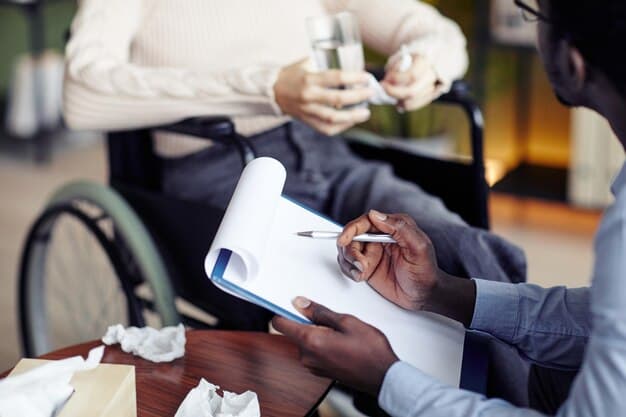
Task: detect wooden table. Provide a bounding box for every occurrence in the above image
[2,330,333,417]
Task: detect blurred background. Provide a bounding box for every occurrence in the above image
[0,0,607,379]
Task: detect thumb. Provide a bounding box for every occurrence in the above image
[367,210,433,263]
[367,210,395,233]
[292,297,348,332]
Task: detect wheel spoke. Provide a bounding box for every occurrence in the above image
[80,217,109,319]
[45,213,131,348]
[62,220,95,342]
[49,250,85,343]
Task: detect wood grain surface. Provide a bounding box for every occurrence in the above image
[2,330,333,417]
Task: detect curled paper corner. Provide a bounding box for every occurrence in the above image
[245,157,286,185]
[102,323,186,363]
[205,246,258,285]
[175,378,260,417]
[205,156,288,287]
[250,156,284,168]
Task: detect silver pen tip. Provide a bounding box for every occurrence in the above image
[296,231,313,237]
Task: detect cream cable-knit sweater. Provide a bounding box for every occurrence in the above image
[63,0,468,157]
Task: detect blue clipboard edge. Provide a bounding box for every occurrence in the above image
[209,248,310,325]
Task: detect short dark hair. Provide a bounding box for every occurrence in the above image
[549,1,626,95]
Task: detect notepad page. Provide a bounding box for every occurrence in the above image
[219,196,465,387]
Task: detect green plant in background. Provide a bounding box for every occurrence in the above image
[0,1,76,95]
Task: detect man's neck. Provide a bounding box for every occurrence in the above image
[603,102,626,151]
[589,84,626,151]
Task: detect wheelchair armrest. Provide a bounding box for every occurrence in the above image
[434,81,485,173]
[154,116,256,165]
[157,116,235,139]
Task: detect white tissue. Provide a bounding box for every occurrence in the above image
[175,379,260,417]
[0,345,104,417]
[102,323,186,363]
[368,45,413,106]
[367,74,397,105]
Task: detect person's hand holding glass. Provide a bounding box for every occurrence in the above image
[273,12,372,136]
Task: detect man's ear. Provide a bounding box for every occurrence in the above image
[563,42,587,91]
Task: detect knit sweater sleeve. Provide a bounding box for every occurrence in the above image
[323,0,468,91]
[63,0,282,131]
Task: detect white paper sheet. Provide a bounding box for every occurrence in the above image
[205,157,465,387]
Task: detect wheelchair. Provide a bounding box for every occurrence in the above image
[18,80,488,358]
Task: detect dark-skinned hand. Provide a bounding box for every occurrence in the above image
[272,297,399,396]
[337,210,442,312]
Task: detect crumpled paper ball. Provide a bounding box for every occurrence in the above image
[175,379,260,417]
[102,323,185,362]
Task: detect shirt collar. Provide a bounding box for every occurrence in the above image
[611,161,626,196]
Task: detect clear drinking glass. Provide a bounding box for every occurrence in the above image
[306,12,365,72]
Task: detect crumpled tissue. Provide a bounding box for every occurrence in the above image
[175,379,260,417]
[368,45,413,106]
[0,345,104,417]
[102,323,185,363]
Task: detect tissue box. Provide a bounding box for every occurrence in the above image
[9,359,136,417]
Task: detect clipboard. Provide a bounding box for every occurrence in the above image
[204,157,466,386]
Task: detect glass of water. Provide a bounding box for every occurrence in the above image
[306,12,365,72]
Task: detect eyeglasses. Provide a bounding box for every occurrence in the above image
[514,0,551,23]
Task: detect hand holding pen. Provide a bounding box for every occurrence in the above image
[334,210,442,312]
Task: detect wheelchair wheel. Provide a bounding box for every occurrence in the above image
[19,181,179,357]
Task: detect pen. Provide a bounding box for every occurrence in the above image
[296,231,397,243]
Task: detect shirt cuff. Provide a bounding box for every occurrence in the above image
[470,279,520,343]
[378,361,442,417]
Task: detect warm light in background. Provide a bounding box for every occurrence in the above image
[485,158,507,186]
